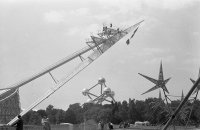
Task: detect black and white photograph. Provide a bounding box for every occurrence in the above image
[0,0,200,129]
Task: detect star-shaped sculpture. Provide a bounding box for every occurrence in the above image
[190,68,200,95]
[139,61,171,95]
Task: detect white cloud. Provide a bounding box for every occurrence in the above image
[44,10,65,23]
[193,32,200,37]
[94,14,111,21]
[43,8,91,24]
[183,58,200,65]
[66,27,81,36]
[96,0,142,12]
[131,47,175,65]
[162,0,197,10]
[142,17,163,32]
[132,47,170,57]
[144,55,175,64]
[143,0,198,10]
[95,0,197,13]
[143,48,166,55]
[69,8,90,16]
[65,23,99,38]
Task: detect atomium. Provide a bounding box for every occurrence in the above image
[82,77,116,104]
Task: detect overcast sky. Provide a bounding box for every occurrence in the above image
[0,0,200,110]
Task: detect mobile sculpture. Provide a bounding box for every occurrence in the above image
[0,20,143,125]
[139,62,199,129]
[138,61,172,111]
[163,76,200,130]
[82,77,115,104]
[184,68,200,126]
[139,61,173,123]
[138,61,171,95]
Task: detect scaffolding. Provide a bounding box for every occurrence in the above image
[0,88,21,124]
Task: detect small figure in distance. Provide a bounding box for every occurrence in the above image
[108,122,113,130]
[11,115,24,130]
[42,116,51,130]
[100,121,104,130]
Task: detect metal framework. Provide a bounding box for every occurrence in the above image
[0,88,20,124]
[139,62,200,129]
[162,76,200,130]
[138,61,171,95]
[139,61,173,124]
[0,20,144,125]
[82,77,116,104]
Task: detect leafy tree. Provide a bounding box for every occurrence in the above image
[28,111,41,125]
[97,108,112,123]
[128,98,137,123]
[65,109,77,124]
[46,105,57,124]
[118,100,128,121]
[55,109,65,124]
[21,98,200,127]
[84,106,101,121]
[37,109,46,118]
[68,103,83,123]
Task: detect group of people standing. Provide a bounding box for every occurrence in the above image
[98,121,113,130]
[11,115,51,130]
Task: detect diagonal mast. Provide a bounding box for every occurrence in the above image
[162,76,200,130]
[0,43,103,91]
[7,20,144,125]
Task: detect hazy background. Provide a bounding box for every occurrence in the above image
[0,0,200,110]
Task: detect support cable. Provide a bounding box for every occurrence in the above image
[49,72,58,84]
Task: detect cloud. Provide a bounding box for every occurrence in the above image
[66,27,80,36]
[193,32,200,38]
[162,0,198,10]
[43,8,91,24]
[130,47,175,65]
[65,23,99,38]
[132,47,170,57]
[143,0,198,10]
[93,14,111,21]
[144,55,175,64]
[143,48,166,55]
[69,8,90,16]
[95,0,198,12]
[44,10,65,23]
[183,57,200,65]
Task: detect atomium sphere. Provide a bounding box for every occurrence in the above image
[103,87,111,94]
[86,99,94,103]
[98,77,106,84]
[82,88,89,96]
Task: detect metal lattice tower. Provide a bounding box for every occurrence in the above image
[0,88,21,124]
[0,20,144,125]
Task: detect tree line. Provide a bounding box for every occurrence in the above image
[22,98,200,126]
